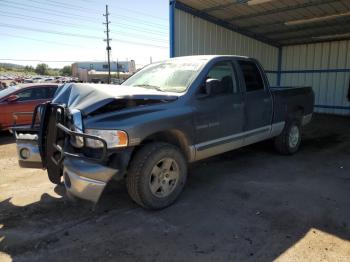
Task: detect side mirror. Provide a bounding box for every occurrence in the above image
[7,95,20,102]
[205,78,222,96]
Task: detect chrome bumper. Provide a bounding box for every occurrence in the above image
[15,132,43,168]
[63,157,119,203]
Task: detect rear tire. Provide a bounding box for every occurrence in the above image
[126,142,187,210]
[274,119,302,155]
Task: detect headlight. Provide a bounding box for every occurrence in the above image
[85,129,128,148]
[69,109,84,148]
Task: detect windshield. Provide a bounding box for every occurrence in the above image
[0,85,20,99]
[122,59,206,93]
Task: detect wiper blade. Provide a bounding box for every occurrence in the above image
[134,84,163,92]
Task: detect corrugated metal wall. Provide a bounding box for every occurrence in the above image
[174,9,279,86]
[281,40,350,115]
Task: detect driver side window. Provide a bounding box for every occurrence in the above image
[206,61,237,95]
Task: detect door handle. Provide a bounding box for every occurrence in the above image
[263,98,271,103]
[233,103,244,109]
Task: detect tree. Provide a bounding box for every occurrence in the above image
[60,65,72,76]
[24,65,34,72]
[35,63,49,75]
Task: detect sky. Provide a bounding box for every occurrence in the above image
[0,0,169,69]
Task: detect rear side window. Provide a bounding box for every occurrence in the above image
[238,60,264,92]
[46,86,58,98]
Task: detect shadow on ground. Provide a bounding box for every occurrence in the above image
[1,114,350,261]
[0,131,14,146]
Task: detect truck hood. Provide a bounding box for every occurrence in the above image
[52,83,179,115]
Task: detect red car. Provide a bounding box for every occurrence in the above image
[0,83,58,131]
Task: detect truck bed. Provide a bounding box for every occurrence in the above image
[270,86,315,123]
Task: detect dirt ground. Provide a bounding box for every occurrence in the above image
[1,114,350,262]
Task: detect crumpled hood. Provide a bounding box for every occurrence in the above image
[53,83,179,115]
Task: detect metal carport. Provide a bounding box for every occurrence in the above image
[169,0,350,115]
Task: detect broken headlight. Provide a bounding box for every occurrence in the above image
[69,108,84,148]
[85,129,128,149]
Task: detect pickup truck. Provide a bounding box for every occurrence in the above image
[14,55,314,209]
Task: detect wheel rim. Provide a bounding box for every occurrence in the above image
[289,125,300,148]
[149,157,179,198]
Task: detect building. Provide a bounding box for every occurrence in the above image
[72,60,136,78]
[169,0,350,115]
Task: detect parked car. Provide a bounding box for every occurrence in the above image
[14,55,314,209]
[0,83,58,131]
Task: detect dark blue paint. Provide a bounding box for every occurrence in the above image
[169,0,176,58]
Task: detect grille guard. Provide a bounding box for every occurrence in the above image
[49,103,109,165]
[54,123,108,163]
[13,103,110,168]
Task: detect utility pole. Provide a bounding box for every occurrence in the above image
[103,5,111,84]
[117,58,120,83]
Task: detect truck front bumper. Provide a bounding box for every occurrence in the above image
[63,157,120,203]
[14,129,43,169]
[13,103,131,204]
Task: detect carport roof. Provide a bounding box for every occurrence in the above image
[175,0,350,47]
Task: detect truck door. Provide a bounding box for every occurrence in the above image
[193,60,245,160]
[1,86,49,128]
[235,59,273,145]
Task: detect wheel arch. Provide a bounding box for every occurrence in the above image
[288,106,304,121]
[136,129,194,162]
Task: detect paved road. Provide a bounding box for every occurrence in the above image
[1,114,350,261]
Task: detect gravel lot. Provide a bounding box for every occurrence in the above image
[1,114,350,262]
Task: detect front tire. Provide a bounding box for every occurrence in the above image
[126,142,187,210]
[274,120,302,155]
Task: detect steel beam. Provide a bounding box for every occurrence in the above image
[201,0,248,13]
[227,0,337,22]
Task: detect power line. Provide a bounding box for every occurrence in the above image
[109,6,168,22]
[1,3,95,23]
[2,15,168,42]
[31,0,95,12]
[2,14,89,30]
[1,0,95,21]
[0,58,88,62]
[0,32,87,47]
[0,23,168,44]
[43,0,168,22]
[4,10,86,27]
[2,3,168,35]
[3,10,168,36]
[111,14,167,29]
[0,23,100,39]
[2,0,168,29]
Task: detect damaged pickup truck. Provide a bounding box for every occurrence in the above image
[14,55,314,209]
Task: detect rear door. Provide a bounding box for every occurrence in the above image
[235,59,273,145]
[3,86,53,127]
[193,60,245,160]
